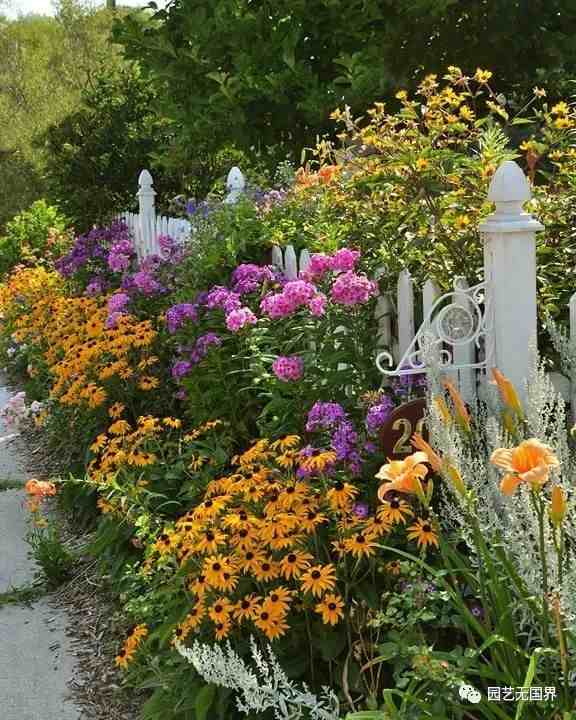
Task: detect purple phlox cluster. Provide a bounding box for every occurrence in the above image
[158,234,185,264]
[260,280,319,319]
[85,276,106,297]
[190,333,222,363]
[331,271,377,306]
[132,270,164,296]
[305,399,364,475]
[171,359,193,380]
[186,199,212,219]
[107,292,131,316]
[392,368,428,395]
[166,303,199,334]
[225,307,258,332]
[331,420,362,474]
[254,188,287,213]
[108,238,135,273]
[106,312,124,330]
[204,286,242,313]
[366,394,395,435]
[305,401,347,432]
[272,355,304,382]
[300,248,361,282]
[172,333,222,378]
[55,221,134,279]
[231,264,275,295]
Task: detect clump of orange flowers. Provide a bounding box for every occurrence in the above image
[139,435,400,644]
[9,287,159,415]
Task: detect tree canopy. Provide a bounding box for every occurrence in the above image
[113,0,576,187]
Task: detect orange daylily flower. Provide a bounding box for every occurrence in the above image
[25,479,57,498]
[490,439,559,496]
[376,451,429,500]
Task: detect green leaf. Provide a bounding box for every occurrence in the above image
[195,683,217,720]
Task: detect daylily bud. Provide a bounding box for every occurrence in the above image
[492,368,523,417]
[443,379,470,431]
[445,464,466,496]
[434,396,452,425]
[550,485,567,527]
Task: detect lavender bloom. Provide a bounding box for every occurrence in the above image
[331,420,363,476]
[107,292,131,314]
[352,502,370,520]
[133,271,164,295]
[366,396,395,434]
[106,311,125,329]
[166,303,199,334]
[85,277,105,296]
[205,287,241,311]
[190,333,222,364]
[231,264,275,295]
[305,401,347,432]
[172,360,193,379]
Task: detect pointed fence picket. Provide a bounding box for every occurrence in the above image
[116,167,246,261]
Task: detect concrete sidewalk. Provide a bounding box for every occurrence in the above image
[0,382,80,720]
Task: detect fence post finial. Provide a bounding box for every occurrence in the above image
[137,169,157,260]
[223,166,246,205]
[480,160,543,403]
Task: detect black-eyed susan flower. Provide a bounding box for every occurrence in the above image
[300,564,337,597]
[213,619,232,641]
[194,528,227,555]
[407,518,439,549]
[108,402,125,419]
[315,593,344,626]
[378,498,413,525]
[208,597,234,624]
[343,531,377,559]
[279,551,313,580]
[233,594,261,622]
[326,481,359,511]
[262,586,293,615]
[253,558,280,583]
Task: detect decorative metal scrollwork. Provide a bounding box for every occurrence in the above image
[376,281,491,376]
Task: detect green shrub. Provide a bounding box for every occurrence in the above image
[0,200,71,277]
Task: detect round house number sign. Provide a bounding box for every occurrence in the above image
[380,398,428,460]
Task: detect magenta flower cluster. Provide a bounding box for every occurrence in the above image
[260,280,324,319]
[272,355,304,382]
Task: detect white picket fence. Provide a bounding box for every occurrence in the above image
[271,160,576,414]
[117,167,246,261]
[120,158,575,414]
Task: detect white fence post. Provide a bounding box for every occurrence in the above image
[223,167,246,205]
[137,169,157,261]
[397,269,415,362]
[479,160,543,403]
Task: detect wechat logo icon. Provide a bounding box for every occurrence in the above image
[459,684,482,704]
